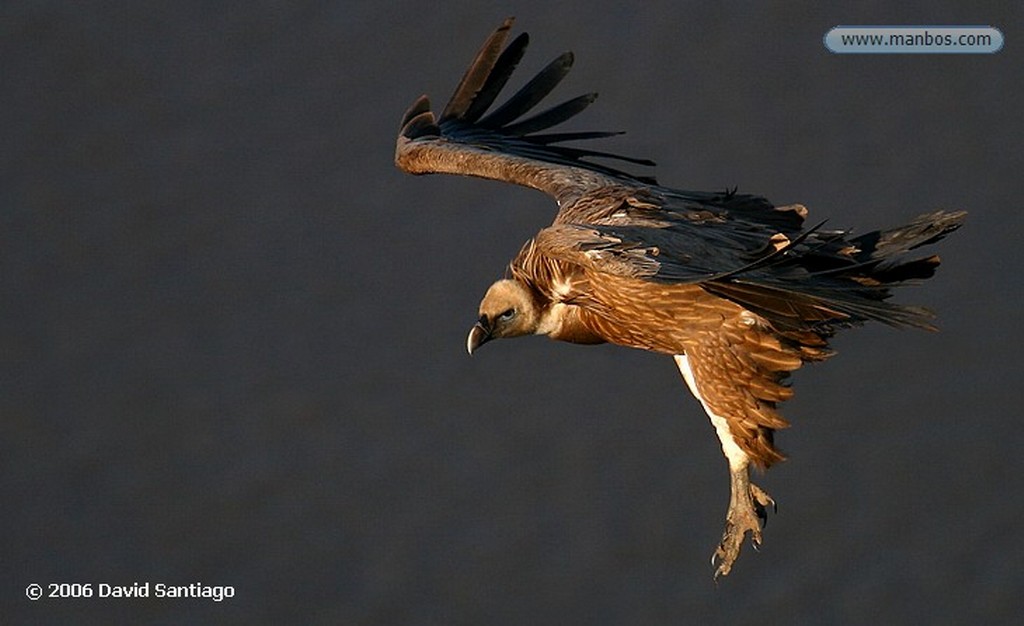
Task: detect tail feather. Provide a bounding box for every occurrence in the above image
[706,211,965,333]
[853,210,967,258]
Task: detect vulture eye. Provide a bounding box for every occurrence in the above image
[498,308,516,322]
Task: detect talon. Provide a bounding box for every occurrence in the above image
[710,466,776,579]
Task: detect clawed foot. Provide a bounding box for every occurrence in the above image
[711,470,776,580]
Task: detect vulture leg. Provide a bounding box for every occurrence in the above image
[673,354,774,578]
[712,461,775,579]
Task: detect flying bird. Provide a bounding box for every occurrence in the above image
[394,17,965,578]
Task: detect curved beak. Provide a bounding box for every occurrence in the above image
[466,316,492,355]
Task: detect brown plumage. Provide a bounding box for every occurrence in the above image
[395,17,965,578]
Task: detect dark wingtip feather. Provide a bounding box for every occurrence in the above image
[502,92,598,136]
[478,51,575,128]
[400,95,434,133]
[440,17,516,122]
[546,145,657,167]
[400,110,440,139]
[463,32,530,123]
[525,130,626,144]
[405,18,657,185]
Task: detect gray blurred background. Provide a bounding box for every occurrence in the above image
[3,1,1022,624]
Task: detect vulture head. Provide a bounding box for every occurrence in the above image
[467,279,540,354]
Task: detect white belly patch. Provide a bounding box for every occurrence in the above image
[673,354,749,471]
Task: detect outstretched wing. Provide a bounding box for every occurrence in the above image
[528,205,964,333]
[395,17,656,205]
[394,18,810,257]
[398,19,966,333]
